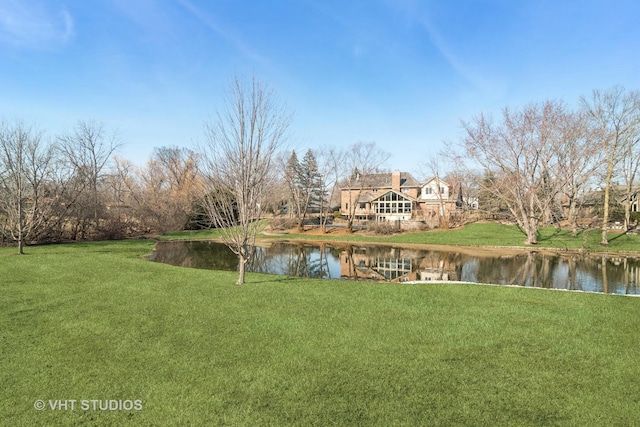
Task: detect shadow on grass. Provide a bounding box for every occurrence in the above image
[607,230,632,242]
[245,275,302,285]
[537,227,569,242]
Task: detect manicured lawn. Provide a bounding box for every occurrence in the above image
[2,240,640,425]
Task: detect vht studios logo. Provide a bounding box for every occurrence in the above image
[34,399,143,411]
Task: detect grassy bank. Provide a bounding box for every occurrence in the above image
[164,221,640,252]
[2,240,640,425]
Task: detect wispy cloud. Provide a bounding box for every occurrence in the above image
[175,0,265,64]
[417,15,506,98]
[384,0,502,95]
[0,0,74,49]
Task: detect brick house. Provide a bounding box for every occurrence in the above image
[340,171,421,222]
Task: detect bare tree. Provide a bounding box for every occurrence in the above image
[129,146,203,233]
[580,87,640,244]
[555,110,603,236]
[57,120,121,238]
[423,153,450,228]
[0,121,56,253]
[317,146,345,233]
[200,75,291,285]
[340,141,390,232]
[461,101,569,244]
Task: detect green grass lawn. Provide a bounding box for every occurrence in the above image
[2,240,640,426]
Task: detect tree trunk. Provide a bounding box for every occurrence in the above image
[525,226,538,245]
[601,183,611,245]
[624,201,631,231]
[18,195,24,255]
[525,216,539,245]
[236,255,247,285]
[569,198,578,237]
[346,217,353,233]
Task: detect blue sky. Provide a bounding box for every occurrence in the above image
[1,0,639,176]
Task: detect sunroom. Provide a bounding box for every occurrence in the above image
[371,190,415,222]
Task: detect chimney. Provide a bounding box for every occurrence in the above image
[392,171,401,191]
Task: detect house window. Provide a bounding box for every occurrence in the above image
[402,188,409,193]
[345,203,349,210]
[440,187,445,194]
[359,203,366,210]
[372,192,413,215]
[424,187,432,195]
[373,188,378,193]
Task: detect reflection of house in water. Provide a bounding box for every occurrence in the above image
[417,254,458,281]
[340,246,459,282]
[372,257,413,281]
[341,247,416,282]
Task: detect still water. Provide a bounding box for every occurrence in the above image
[150,240,640,295]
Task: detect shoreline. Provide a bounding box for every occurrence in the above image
[174,234,640,258]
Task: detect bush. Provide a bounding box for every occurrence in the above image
[270,218,298,231]
[368,221,398,235]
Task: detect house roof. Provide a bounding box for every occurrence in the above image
[340,171,420,190]
[371,189,417,202]
[421,177,451,188]
[356,193,375,203]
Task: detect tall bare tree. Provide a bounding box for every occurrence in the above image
[580,87,640,244]
[461,101,569,244]
[57,120,121,238]
[423,153,450,228]
[317,146,345,233]
[555,110,603,236]
[200,75,291,285]
[0,121,56,253]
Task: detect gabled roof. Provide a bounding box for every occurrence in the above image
[371,189,416,202]
[341,172,420,190]
[421,177,450,188]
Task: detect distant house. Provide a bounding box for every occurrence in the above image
[340,171,478,224]
[340,171,421,222]
[563,186,640,221]
[618,187,640,213]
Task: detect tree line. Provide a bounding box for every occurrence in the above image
[459,86,640,245]
[2,77,639,280]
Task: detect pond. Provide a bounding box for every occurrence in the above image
[149,240,640,295]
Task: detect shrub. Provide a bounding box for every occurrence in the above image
[368,221,398,235]
[270,218,298,231]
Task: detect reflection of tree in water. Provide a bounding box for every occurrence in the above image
[151,241,238,270]
[508,253,560,288]
[249,242,334,279]
[470,253,561,288]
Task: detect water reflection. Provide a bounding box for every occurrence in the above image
[150,241,640,295]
